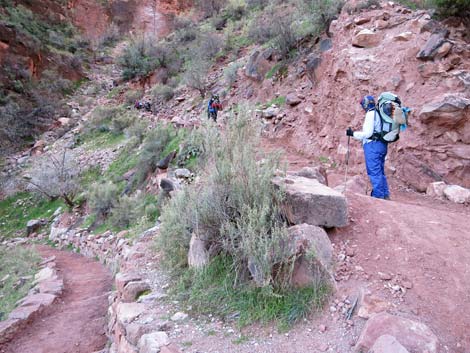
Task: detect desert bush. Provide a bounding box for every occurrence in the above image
[158,108,296,288]
[426,0,470,23]
[196,0,226,17]
[299,0,344,36]
[271,15,297,58]
[151,84,175,102]
[88,181,119,218]
[117,38,161,81]
[109,192,146,228]
[246,0,270,9]
[183,55,210,98]
[110,111,135,134]
[125,119,148,143]
[29,150,81,208]
[247,16,275,44]
[223,61,243,87]
[134,123,177,184]
[124,89,142,105]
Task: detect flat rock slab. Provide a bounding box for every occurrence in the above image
[117,303,146,324]
[355,313,438,353]
[369,334,409,353]
[273,175,348,227]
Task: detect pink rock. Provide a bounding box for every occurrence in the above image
[122,281,151,302]
[369,334,409,353]
[355,313,438,353]
[115,272,142,293]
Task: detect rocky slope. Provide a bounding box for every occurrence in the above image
[206,2,469,192]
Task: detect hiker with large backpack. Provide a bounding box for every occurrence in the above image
[207,94,222,122]
[346,93,409,200]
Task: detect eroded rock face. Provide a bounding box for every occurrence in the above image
[355,313,438,353]
[273,176,348,228]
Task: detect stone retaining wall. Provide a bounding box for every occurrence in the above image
[0,257,64,345]
[48,214,182,353]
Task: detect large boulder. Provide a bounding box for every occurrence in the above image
[355,313,438,353]
[417,31,452,61]
[352,29,381,48]
[273,176,348,227]
[443,184,470,204]
[116,303,146,324]
[419,95,470,127]
[287,224,334,286]
[368,335,409,353]
[245,49,273,81]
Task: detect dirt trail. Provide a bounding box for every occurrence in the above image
[2,246,112,353]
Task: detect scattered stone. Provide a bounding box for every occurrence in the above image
[273,175,348,227]
[160,344,183,353]
[319,38,333,52]
[138,332,170,353]
[174,168,191,179]
[171,312,189,321]
[262,106,280,119]
[188,234,209,269]
[369,335,409,353]
[27,219,46,236]
[417,32,452,61]
[352,29,381,48]
[318,342,329,352]
[426,181,447,199]
[354,17,370,25]
[378,272,392,281]
[443,185,470,204]
[355,313,438,353]
[319,324,327,333]
[116,303,146,324]
[288,224,334,287]
[156,151,177,170]
[160,178,175,193]
[33,267,56,284]
[394,32,413,41]
[358,294,391,319]
[286,93,302,106]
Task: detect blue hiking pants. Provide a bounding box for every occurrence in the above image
[363,141,390,199]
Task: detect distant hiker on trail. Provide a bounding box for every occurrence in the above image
[207,94,222,122]
[346,93,409,200]
[134,100,151,112]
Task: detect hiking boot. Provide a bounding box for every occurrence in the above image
[384,196,391,200]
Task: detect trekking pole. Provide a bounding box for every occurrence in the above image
[343,135,350,193]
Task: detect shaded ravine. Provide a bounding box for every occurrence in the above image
[2,245,112,353]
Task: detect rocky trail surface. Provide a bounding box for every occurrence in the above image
[1,246,112,353]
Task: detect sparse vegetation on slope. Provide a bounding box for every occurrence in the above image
[0,246,40,320]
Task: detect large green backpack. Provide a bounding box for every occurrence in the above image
[374,92,409,143]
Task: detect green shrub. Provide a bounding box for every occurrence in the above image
[88,181,119,218]
[223,61,243,88]
[134,123,177,184]
[109,192,145,228]
[151,84,175,102]
[158,109,292,286]
[158,110,331,327]
[110,111,135,134]
[117,39,161,81]
[125,119,148,143]
[427,0,470,22]
[124,89,142,105]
